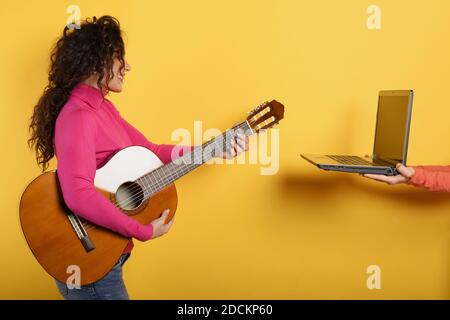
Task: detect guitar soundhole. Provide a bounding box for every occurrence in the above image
[116,181,144,210]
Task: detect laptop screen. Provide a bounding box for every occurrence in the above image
[373,91,413,165]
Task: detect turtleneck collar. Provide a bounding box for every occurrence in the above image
[70,82,106,109]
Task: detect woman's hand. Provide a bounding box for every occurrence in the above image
[150,209,173,239]
[363,163,415,185]
[218,133,249,159]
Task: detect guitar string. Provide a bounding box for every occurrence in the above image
[108,122,249,210]
[81,118,266,230]
[112,122,250,210]
[82,160,207,229]
[82,115,270,230]
[106,107,271,207]
[82,133,242,230]
[82,122,251,230]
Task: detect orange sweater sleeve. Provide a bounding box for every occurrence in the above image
[408,166,450,192]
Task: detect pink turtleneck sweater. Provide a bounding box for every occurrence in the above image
[54,82,191,253]
[409,166,450,192]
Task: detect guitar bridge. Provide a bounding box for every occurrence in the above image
[67,213,95,252]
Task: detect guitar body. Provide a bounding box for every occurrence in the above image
[19,146,178,285]
[19,100,285,287]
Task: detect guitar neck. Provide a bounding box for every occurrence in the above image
[136,121,253,199]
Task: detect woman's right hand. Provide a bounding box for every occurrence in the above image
[362,163,415,185]
[150,209,174,239]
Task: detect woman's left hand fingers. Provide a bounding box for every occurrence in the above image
[226,140,237,158]
[221,133,249,159]
[235,134,248,151]
[235,135,248,155]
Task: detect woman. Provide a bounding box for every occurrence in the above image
[364,163,450,192]
[28,15,248,300]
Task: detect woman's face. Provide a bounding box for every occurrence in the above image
[105,57,131,93]
[83,55,131,93]
[83,58,131,92]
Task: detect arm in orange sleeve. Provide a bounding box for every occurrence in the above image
[408,166,450,192]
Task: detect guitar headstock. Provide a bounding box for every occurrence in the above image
[246,100,285,134]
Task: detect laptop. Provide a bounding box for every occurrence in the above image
[301,90,414,176]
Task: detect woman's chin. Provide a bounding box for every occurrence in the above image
[108,82,123,93]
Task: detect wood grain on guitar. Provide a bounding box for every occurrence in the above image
[19,100,285,285]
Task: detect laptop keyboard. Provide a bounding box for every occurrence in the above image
[327,155,374,166]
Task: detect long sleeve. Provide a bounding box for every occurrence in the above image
[408,166,450,192]
[410,165,450,173]
[118,115,194,163]
[55,108,153,241]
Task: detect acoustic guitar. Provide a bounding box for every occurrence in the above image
[19,100,285,285]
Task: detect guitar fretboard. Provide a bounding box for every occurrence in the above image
[135,121,252,200]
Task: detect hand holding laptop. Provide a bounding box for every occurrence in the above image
[362,163,415,185]
[301,90,414,176]
[300,89,450,193]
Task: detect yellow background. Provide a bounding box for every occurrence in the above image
[1,0,450,299]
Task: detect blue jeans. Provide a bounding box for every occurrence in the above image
[55,253,131,300]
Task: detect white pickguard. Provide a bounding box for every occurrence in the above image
[94,146,163,193]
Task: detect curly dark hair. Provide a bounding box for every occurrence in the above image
[28,15,126,171]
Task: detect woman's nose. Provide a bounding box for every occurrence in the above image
[125,60,131,72]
